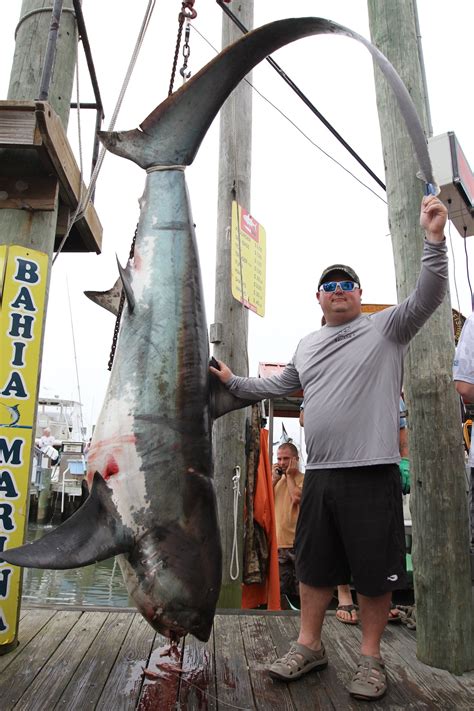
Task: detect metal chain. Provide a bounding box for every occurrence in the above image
[168,13,185,95]
[180,21,191,80]
[107,225,138,371]
[168,1,197,95]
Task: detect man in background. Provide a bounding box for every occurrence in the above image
[272,442,304,608]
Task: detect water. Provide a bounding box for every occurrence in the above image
[21,524,131,607]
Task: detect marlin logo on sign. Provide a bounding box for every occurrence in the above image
[241,210,259,240]
[0,405,20,428]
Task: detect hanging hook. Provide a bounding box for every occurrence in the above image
[181,0,197,20]
[180,21,192,79]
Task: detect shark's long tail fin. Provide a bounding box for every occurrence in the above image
[98,17,435,187]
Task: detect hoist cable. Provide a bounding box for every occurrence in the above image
[191,23,387,205]
[215,0,386,192]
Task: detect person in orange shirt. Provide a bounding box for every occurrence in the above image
[272,442,304,608]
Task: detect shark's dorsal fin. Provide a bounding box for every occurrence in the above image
[85,277,122,316]
[117,257,135,314]
[0,473,134,570]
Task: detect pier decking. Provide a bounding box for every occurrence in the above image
[0,606,472,710]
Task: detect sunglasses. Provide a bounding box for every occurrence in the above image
[319,280,359,293]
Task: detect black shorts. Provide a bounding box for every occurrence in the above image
[295,464,407,597]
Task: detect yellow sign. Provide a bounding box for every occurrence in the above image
[0,245,48,650]
[231,202,266,317]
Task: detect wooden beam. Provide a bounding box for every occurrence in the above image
[367,0,473,674]
[0,176,58,210]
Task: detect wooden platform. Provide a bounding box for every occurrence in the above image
[0,606,472,710]
[0,101,102,253]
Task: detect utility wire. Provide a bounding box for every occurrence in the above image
[66,275,85,436]
[447,217,461,315]
[192,24,387,205]
[463,225,474,309]
[215,0,386,193]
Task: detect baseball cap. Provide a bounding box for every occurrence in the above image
[317,264,361,289]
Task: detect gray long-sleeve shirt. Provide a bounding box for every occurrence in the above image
[228,239,448,469]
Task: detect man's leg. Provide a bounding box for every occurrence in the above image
[357,591,391,658]
[297,582,334,650]
[268,581,332,680]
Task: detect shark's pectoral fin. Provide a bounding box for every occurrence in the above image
[209,371,261,420]
[85,277,122,316]
[0,472,134,570]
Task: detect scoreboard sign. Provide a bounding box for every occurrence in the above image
[0,245,48,652]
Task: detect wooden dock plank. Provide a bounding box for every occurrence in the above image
[177,632,217,710]
[2,606,471,710]
[0,610,82,709]
[322,615,418,710]
[213,613,256,710]
[95,614,157,711]
[13,610,109,710]
[0,607,56,672]
[240,614,294,711]
[56,611,135,709]
[381,621,474,707]
[136,635,183,710]
[266,614,335,710]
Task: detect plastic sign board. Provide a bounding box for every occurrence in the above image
[0,246,48,651]
[231,202,266,317]
[428,132,474,237]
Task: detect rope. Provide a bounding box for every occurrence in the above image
[229,465,241,581]
[146,165,186,173]
[53,0,157,263]
[66,275,85,436]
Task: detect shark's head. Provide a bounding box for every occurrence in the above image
[118,524,220,642]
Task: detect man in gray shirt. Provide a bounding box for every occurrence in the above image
[210,194,448,701]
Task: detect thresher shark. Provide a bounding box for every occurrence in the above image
[1,18,436,642]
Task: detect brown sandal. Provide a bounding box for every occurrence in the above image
[349,654,387,700]
[268,642,328,681]
[336,603,359,625]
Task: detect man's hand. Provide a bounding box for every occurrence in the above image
[420,195,448,243]
[285,458,299,478]
[285,458,302,506]
[209,358,234,384]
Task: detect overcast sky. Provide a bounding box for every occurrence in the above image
[1,1,473,438]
